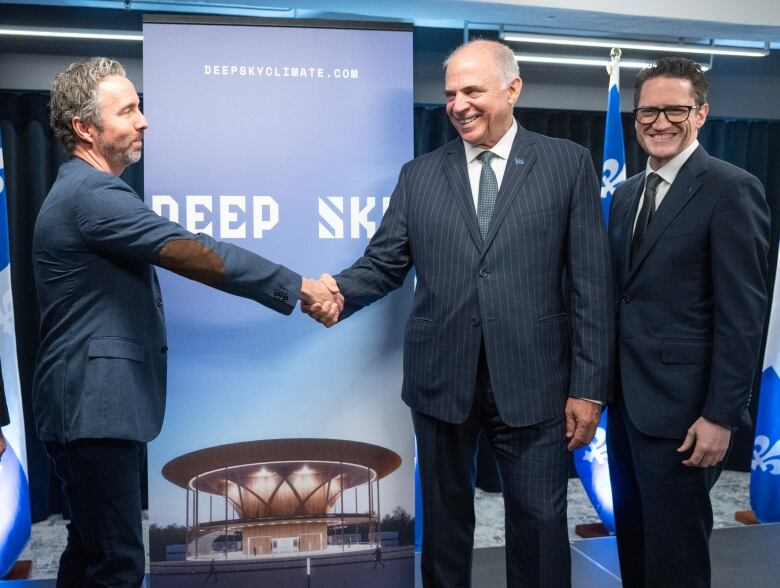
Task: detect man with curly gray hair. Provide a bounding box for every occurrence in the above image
[35,58,342,587]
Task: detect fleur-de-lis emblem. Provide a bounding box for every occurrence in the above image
[752,435,780,475]
[583,426,608,465]
[0,287,13,335]
[600,158,624,200]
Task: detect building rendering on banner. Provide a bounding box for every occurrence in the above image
[162,438,402,559]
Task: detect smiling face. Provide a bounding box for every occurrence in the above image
[444,43,522,150]
[635,75,708,170]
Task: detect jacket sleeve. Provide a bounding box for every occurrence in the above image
[334,164,414,320]
[566,147,615,403]
[703,173,770,426]
[74,174,301,315]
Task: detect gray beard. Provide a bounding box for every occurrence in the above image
[97,135,142,169]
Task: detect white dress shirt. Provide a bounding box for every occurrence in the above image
[463,119,518,210]
[633,140,700,234]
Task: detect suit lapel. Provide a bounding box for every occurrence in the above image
[626,147,708,283]
[443,140,484,250]
[481,126,538,251]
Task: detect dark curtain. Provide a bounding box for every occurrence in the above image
[2,93,778,520]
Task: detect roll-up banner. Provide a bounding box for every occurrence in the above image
[143,17,415,587]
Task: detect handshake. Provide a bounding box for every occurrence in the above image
[300,274,343,327]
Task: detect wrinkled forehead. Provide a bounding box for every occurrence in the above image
[445,52,503,87]
[97,75,139,108]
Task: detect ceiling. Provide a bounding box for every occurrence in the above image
[2,0,779,45]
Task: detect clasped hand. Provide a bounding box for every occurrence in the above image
[300,274,343,328]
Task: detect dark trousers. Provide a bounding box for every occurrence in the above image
[607,400,727,588]
[44,439,147,588]
[412,348,570,588]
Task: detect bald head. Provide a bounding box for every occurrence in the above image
[444,40,520,89]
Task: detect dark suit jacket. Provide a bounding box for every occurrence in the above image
[0,365,7,427]
[609,146,770,439]
[336,124,614,426]
[33,158,301,443]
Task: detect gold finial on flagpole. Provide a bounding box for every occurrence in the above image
[607,47,622,75]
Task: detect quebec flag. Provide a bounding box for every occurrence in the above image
[599,56,626,224]
[572,55,625,533]
[751,261,780,522]
[0,131,31,577]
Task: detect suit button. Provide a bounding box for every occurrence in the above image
[161,346,168,353]
[479,269,489,278]
[620,295,631,304]
[274,288,288,302]
[472,317,481,327]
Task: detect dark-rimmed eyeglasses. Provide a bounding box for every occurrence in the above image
[633,106,702,124]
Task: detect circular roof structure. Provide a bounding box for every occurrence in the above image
[163,439,402,488]
[162,439,403,520]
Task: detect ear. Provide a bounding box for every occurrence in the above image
[695,103,709,130]
[71,116,97,146]
[507,77,523,105]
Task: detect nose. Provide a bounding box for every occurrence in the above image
[652,111,674,128]
[137,111,149,130]
[451,92,469,114]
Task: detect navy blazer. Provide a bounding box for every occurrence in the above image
[33,158,301,443]
[336,125,614,426]
[609,146,770,439]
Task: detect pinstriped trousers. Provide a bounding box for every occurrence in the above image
[412,343,570,588]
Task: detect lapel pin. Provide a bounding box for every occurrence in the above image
[515,157,525,165]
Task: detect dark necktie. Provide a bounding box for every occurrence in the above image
[631,172,663,264]
[477,151,498,239]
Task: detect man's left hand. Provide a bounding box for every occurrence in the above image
[677,416,731,468]
[565,398,601,451]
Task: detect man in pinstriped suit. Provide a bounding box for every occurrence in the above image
[307,40,614,587]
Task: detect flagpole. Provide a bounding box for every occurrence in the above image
[573,48,626,537]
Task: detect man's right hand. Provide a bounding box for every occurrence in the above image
[0,429,6,458]
[300,274,344,327]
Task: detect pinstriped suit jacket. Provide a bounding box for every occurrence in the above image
[336,123,614,426]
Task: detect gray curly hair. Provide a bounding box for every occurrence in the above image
[49,57,126,152]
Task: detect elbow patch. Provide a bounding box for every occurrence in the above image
[159,239,225,286]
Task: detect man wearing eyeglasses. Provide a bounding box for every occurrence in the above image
[607,57,770,587]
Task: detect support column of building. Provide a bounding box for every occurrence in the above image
[185,487,190,559]
[339,460,345,551]
[195,474,200,559]
[376,475,381,545]
[366,465,373,545]
[224,466,229,558]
